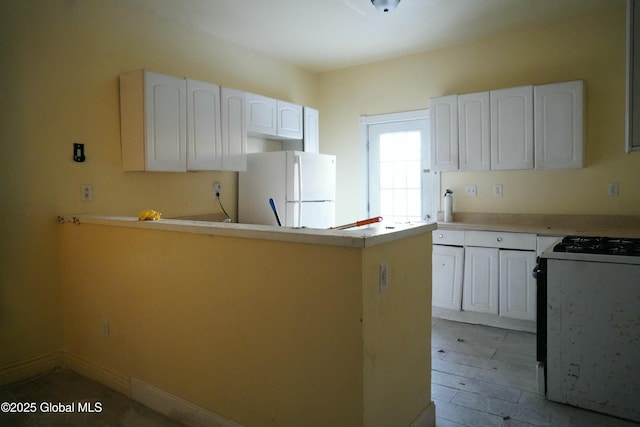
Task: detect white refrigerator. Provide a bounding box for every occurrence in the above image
[238,151,336,228]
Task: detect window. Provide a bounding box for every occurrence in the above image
[362,110,439,224]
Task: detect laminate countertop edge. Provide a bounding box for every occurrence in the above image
[436,221,640,238]
[58,215,437,248]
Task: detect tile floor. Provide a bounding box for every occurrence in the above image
[431,317,639,427]
[2,319,638,427]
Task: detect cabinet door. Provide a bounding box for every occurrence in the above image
[432,245,464,311]
[430,95,459,171]
[186,79,222,171]
[145,72,187,172]
[277,101,303,139]
[459,91,490,171]
[462,246,499,314]
[221,87,247,171]
[490,86,533,170]
[499,250,536,321]
[303,107,319,153]
[534,80,584,169]
[246,93,277,136]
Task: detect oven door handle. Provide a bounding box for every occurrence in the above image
[532,259,546,279]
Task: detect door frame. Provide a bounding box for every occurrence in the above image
[359,109,440,222]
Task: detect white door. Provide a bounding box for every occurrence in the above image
[430,95,459,171]
[285,201,335,229]
[303,107,319,153]
[490,85,533,170]
[220,87,247,171]
[367,111,439,224]
[534,80,584,169]
[462,246,499,314]
[277,101,303,139]
[286,152,336,202]
[145,71,187,172]
[499,250,536,320]
[246,93,277,136]
[432,245,464,311]
[459,91,490,171]
[186,79,222,171]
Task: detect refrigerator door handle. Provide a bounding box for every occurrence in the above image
[294,153,302,227]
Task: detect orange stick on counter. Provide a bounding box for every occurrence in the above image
[331,216,383,230]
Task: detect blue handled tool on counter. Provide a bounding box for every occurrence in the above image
[269,198,282,226]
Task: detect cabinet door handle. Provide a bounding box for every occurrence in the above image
[438,233,444,238]
[496,237,503,242]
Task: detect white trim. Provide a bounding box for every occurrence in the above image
[131,377,245,427]
[361,109,429,125]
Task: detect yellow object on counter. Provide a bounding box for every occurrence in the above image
[138,210,162,221]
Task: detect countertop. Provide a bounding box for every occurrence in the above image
[58,215,436,248]
[435,213,640,238]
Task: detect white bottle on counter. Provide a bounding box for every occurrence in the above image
[443,189,453,222]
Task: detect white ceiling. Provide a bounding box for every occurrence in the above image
[120,0,625,73]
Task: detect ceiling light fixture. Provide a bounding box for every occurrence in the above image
[371,0,401,13]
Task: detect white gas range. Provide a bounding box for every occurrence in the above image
[535,236,640,423]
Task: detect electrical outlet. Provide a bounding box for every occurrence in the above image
[81,184,93,201]
[493,184,503,197]
[102,319,110,337]
[214,181,222,198]
[465,185,477,197]
[608,182,619,197]
[379,264,389,293]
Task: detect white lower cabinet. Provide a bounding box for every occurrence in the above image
[433,230,538,328]
[462,246,499,314]
[499,250,537,320]
[432,230,465,310]
[433,245,465,311]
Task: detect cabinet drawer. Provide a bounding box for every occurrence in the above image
[465,231,536,250]
[432,230,465,246]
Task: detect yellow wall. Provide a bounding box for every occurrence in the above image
[2,0,636,404]
[319,4,638,223]
[362,234,432,427]
[58,222,432,426]
[0,0,318,372]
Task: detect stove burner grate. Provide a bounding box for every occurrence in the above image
[554,236,640,256]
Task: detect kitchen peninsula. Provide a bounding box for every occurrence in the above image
[57,215,436,427]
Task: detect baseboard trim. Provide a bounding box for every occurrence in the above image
[130,378,244,427]
[433,309,536,333]
[410,402,436,427]
[0,351,64,386]
[63,351,130,397]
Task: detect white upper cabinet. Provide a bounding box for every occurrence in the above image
[534,80,584,169]
[186,79,222,171]
[490,85,534,170]
[120,70,187,172]
[277,100,303,139]
[246,93,303,140]
[430,94,459,171]
[246,93,277,136]
[303,107,319,153]
[459,91,490,171]
[221,87,248,171]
